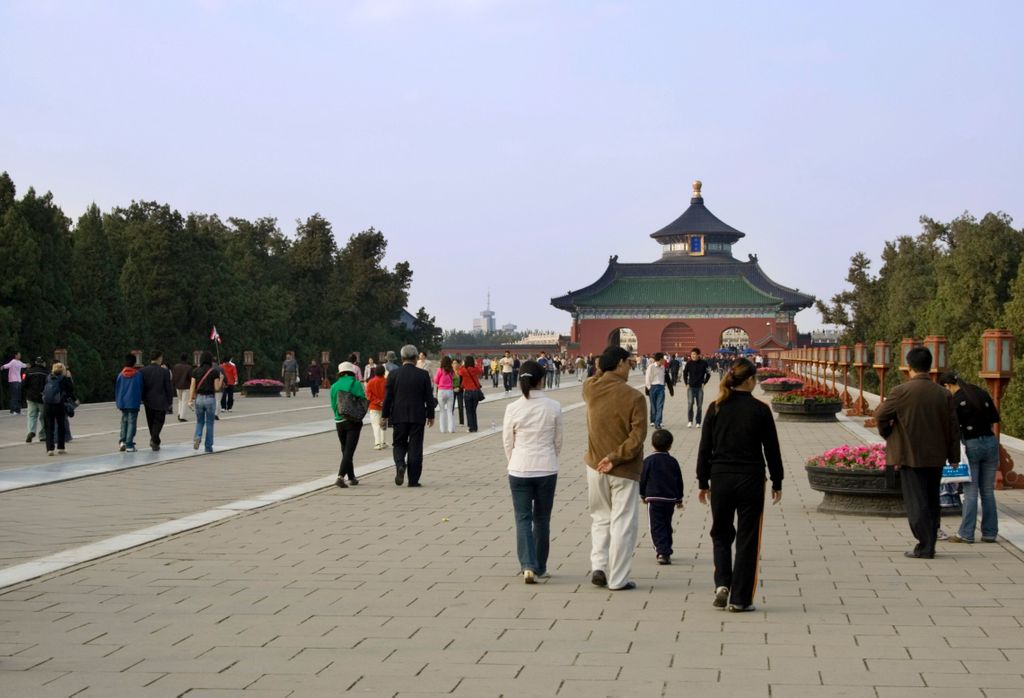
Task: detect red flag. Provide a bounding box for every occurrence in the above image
[210,325,221,344]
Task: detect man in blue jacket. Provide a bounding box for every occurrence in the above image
[115,353,143,452]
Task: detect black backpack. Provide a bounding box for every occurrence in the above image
[42,375,63,405]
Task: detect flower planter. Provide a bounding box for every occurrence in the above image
[771,399,843,422]
[761,381,804,393]
[242,385,283,396]
[806,465,905,515]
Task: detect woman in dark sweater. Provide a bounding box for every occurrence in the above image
[697,358,783,613]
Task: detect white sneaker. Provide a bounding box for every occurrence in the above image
[687,422,693,428]
[47,450,55,457]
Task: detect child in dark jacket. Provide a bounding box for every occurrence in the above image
[640,429,684,564]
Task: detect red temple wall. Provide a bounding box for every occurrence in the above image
[572,317,797,357]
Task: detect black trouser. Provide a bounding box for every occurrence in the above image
[464,390,480,432]
[221,385,235,410]
[503,373,514,391]
[144,405,166,447]
[391,422,425,485]
[647,500,676,557]
[455,390,465,424]
[900,465,942,556]
[710,472,766,606]
[43,404,66,451]
[335,420,362,480]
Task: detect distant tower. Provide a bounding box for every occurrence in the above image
[480,291,496,333]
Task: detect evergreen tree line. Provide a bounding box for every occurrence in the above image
[818,209,1024,435]
[0,171,443,404]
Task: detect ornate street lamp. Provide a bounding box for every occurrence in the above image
[898,337,918,382]
[321,350,331,388]
[192,349,202,367]
[131,349,143,367]
[827,346,837,394]
[53,348,68,367]
[243,350,254,382]
[837,345,852,408]
[923,335,948,383]
[874,341,892,402]
[851,343,868,416]
[979,329,1019,489]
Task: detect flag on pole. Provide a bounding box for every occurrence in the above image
[210,325,221,344]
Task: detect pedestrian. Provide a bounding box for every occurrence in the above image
[939,372,1001,544]
[417,351,430,372]
[115,353,143,452]
[490,356,500,388]
[384,351,400,376]
[434,356,456,433]
[281,351,299,397]
[583,346,648,591]
[307,360,323,398]
[366,364,388,449]
[500,350,515,394]
[189,351,223,453]
[645,351,667,430]
[458,355,484,433]
[552,355,562,388]
[382,345,436,487]
[2,351,27,414]
[41,362,75,455]
[171,353,193,422]
[874,347,960,559]
[640,429,684,565]
[22,356,48,443]
[575,355,586,382]
[220,356,238,411]
[330,361,366,488]
[683,348,711,428]
[140,350,174,451]
[503,359,563,584]
[452,358,465,427]
[697,358,784,612]
[363,356,377,385]
[347,353,364,382]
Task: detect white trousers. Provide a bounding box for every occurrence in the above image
[587,466,640,589]
[370,410,385,447]
[437,389,455,433]
[176,389,189,419]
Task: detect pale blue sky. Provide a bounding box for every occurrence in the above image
[3,0,1022,335]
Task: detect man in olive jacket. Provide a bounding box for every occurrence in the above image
[583,346,648,590]
[875,347,960,559]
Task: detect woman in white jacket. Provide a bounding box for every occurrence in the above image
[503,359,563,583]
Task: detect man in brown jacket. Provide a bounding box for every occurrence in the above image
[583,346,648,590]
[875,347,960,559]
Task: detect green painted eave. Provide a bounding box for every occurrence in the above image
[573,277,783,308]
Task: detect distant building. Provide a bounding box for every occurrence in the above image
[472,292,497,333]
[810,329,840,346]
[501,323,517,332]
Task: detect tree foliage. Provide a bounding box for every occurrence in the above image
[823,211,1024,434]
[0,171,431,402]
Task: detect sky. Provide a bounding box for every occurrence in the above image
[3,0,1022,336]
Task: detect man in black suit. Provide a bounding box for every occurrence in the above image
[140,350,175,451]
[382,344,436,487]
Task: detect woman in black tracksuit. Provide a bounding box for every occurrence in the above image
[697,358,784,613]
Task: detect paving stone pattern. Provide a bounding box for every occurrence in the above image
[2,380,1024,696]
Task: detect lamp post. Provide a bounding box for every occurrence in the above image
[865,341,891,427]
[131,349,143,367]
[54,348,68,367]
[192,349,202,367]
[898,337,918,382]
[978,329,1020,489]
[923,335,948,383]
[243,350,254,383]
[812,348,821,388]
[837,345,852,407]
[321,350,331,389]
[827,346,837,394]
[851,342,868,416]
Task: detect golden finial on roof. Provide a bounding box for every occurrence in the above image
[692,180,703,198]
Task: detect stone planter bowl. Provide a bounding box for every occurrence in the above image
[771,399,843,422]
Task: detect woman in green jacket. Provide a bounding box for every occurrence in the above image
[330,361,367,488]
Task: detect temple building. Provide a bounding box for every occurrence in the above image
[551,181,814,356]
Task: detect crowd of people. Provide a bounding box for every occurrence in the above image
[1,338,1005,610]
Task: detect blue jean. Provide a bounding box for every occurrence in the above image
[649,384,665,428]
[119,408,139,448]
[960,435,999,540]
[687,385,705,424]
[9,381,22,413]
[194,395,215,451]
[509,474,557,575]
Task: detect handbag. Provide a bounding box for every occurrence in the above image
[336,380,368,422]
[64,397,76,418]
[940,462,971,485]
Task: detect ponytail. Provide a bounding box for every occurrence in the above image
[716,358,757,406]
[518,360,544,399]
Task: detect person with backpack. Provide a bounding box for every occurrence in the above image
[188,351,223,453]
[331,361,367,488]
[42,362,75,456]
[115,354,143,452]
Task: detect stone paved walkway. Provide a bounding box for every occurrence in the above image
[2,375,1024,696]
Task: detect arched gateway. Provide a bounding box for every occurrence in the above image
[551,181,815,356]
